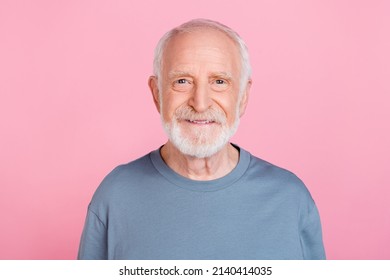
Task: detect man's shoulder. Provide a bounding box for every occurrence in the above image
[109,152,153,178]
[89,152,156,205]
[245,150,311,197]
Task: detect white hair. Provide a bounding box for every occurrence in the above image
[153,18,252,94]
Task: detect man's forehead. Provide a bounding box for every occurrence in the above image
[165,28,238,52]
[168,70,233,79]
[162,30,240,66]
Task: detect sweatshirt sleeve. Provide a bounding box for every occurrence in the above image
[300,201,326,260]
[77,207,108,260]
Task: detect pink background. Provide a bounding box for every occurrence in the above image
[1,0,389,259]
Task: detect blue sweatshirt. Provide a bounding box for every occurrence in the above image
[78,145,325,259]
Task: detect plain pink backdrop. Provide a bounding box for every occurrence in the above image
[1,0,389,259]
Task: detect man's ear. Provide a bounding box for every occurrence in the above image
[239,79,252,117]
[148,76,161,113]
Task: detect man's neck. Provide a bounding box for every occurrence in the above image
[160,142,239,181]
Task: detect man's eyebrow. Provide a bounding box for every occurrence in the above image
[168,71,233,79]
[211,72,233,79]
[168,71,192,79]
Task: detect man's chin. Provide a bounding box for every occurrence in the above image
[171,138,229,158]
[163,118,237,158]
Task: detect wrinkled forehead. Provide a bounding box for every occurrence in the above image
[161,28,242,73]
[166,27,240,54]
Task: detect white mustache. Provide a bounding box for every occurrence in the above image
[174,106,227,124]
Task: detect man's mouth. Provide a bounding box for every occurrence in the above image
[186,119,215,125]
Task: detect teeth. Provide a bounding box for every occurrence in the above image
[189,120,212,124]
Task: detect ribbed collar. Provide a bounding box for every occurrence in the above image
[149,143,251,192]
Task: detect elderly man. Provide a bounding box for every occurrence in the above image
[78,19,325,260]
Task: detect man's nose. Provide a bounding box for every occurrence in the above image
[188,83,212,113]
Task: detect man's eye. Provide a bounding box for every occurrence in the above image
[176,79,188,84]
[173,78,192,91]
[211,78,229,91]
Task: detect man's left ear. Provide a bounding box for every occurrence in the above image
[239,79,252,117]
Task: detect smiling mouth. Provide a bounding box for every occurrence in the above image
[186,119,215,125]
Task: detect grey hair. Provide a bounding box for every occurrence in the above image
[153,18,252,94]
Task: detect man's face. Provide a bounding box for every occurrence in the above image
[150,28,249,158]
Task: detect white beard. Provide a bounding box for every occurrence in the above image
[161,105,240,158]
